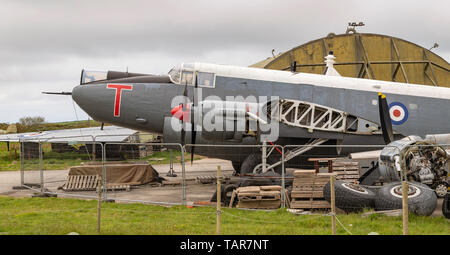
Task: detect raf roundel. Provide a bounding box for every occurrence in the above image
[388,102,408,125]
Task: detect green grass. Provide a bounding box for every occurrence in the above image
[141,150,202,165]
[0,196,448,235]
[0,142,200,171]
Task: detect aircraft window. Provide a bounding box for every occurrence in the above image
[197,72,215,87]
[80,70,107,84]
[181,71,194,85]
[168,66,181,84]
[183,63,194,69]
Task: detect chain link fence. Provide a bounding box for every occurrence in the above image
[0,136,448,234]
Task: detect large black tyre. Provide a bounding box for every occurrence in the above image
[323,180,376,213]
[374,181,437,216]
[238,171,282,187]
[222,184,238,206]
[210,184,239,205]
[231,161,242,174]
[442,193,450,219]
[240,153,282,176]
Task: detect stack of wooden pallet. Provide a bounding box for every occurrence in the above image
[332,161,360,182]
[290,170,335,210]
[231,185,282,209]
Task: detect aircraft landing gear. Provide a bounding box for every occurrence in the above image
[240,153,282,176]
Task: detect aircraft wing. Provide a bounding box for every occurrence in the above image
[348,150,382,160]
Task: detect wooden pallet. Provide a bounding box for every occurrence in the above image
[332,161,360,182]
[290,199,330,209]
[290,170,334,210]
[106,183,131,191]
[61,175,99,191]
[162,180,181,186]
[196,175,230,184]
[60,175,131,192]
[237,200,281,209]
[230,185,282,209]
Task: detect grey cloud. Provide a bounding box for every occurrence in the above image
[0,0,448,123]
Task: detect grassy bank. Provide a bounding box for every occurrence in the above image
[0,196,448,235]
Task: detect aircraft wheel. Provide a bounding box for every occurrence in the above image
[323,180,376,213]
[240,153,282,176]
[442,193,450,219]
[374,181,437,216]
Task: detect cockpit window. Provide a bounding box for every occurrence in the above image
[80,70,107,84]
[168,63,215,87]
[198,72,215,87]
[168,65,181,84]
[181,71,194,85]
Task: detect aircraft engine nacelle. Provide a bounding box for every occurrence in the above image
[199,108,246,142]
[378,136,448,187]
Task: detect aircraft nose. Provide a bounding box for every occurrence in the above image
[71,84,109,120]
[71,85,88,106]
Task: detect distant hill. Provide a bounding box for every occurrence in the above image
[0,120,109,133]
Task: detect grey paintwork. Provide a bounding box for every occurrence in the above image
[72,73,450,161]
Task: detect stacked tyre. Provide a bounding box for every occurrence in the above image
[323,181,437,216]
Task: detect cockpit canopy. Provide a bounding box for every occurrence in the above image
[80,69,170,85]
[80,70,108,84]
[168,63,216,88]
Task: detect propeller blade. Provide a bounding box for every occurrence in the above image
[180,81,188,146]
[190,75,198,164]
[181,125,186,146]
[378,92,394,144]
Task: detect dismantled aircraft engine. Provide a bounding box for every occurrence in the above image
[378,135,449,197]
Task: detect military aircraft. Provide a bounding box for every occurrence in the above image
[44,54,450,194]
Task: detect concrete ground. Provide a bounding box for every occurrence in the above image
[0,158,445,217]
[0,158,235,205]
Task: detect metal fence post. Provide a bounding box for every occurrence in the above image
[102,143,107,200]
[181,146,186,206]
[400,148,408,235]
[216,165,222,235]
[281,146,285,208]
[97,176,102,234]
[402,181,409,235]
[330,175,336,235]
[20,140,24,186]
[39,141,44,193]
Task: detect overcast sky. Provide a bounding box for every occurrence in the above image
[0,0,448,124]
